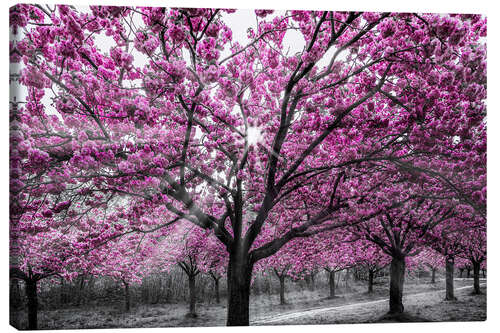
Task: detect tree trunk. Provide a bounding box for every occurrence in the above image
[459,268,463,278]
[188,274,196,316]
[59,277,64,306]
[77,275,85,306]
[467,268,471,278]
[354,268,361,281]
[445,255,456,301]
[213,277,220,304]
[431,268,436,284]
[304,275,311,289]
[472,261,481,295]
[328,270,336,298]
[482,269,486,278]
[123,281,130,312]
[226,251,253,326]
[310,272,316,290]
[389,255,405,314]
[87,275,95,300]
[368,269,374,293]
[26,279,38,330]
[10,279,22,310]
[279,275,286,305]
[154,278,162,304]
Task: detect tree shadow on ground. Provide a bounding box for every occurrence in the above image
[376,312,429,323]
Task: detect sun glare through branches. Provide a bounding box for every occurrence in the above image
[247,126,263,146]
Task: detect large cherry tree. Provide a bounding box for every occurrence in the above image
[10,4,486,325]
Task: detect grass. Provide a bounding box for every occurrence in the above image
[10,278,486,329]
[265,285,486,326]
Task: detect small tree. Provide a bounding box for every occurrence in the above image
[460,227,486,294]
[409,248,444,284]
[352,240,391,293]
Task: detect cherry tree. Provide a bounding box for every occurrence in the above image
[455,257,470,278]
[351,239,391,293]
[10,4,486,325]
[91,232,159,312]
[198,234,228,304]
[160,223,228,316]
[409,247,444,283]
[159,224,204,317]
[424,209,483,301]
[308,233,357,298]
[9,180,125,330]
[259,245,294,305]
[481,260,487,278]
[460,227,486,294]
[9,229,78,330]
[259,237,319,304]
[352,174,459,314]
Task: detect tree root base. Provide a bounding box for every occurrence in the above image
[444,296,458,301]
[379,312,426,322]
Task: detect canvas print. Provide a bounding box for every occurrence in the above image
[9,3,486,330]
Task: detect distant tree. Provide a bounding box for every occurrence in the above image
[409,248,444,283]
[460,227,486,294]
[352,240,391,292]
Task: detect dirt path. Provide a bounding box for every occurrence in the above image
[252,281,486,325]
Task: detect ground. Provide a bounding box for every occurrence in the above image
[255,282,486,325]
[10,278,486,329]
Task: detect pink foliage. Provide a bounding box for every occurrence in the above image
[9,7,486,320]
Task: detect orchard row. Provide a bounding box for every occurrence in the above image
[10,5,486,329]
